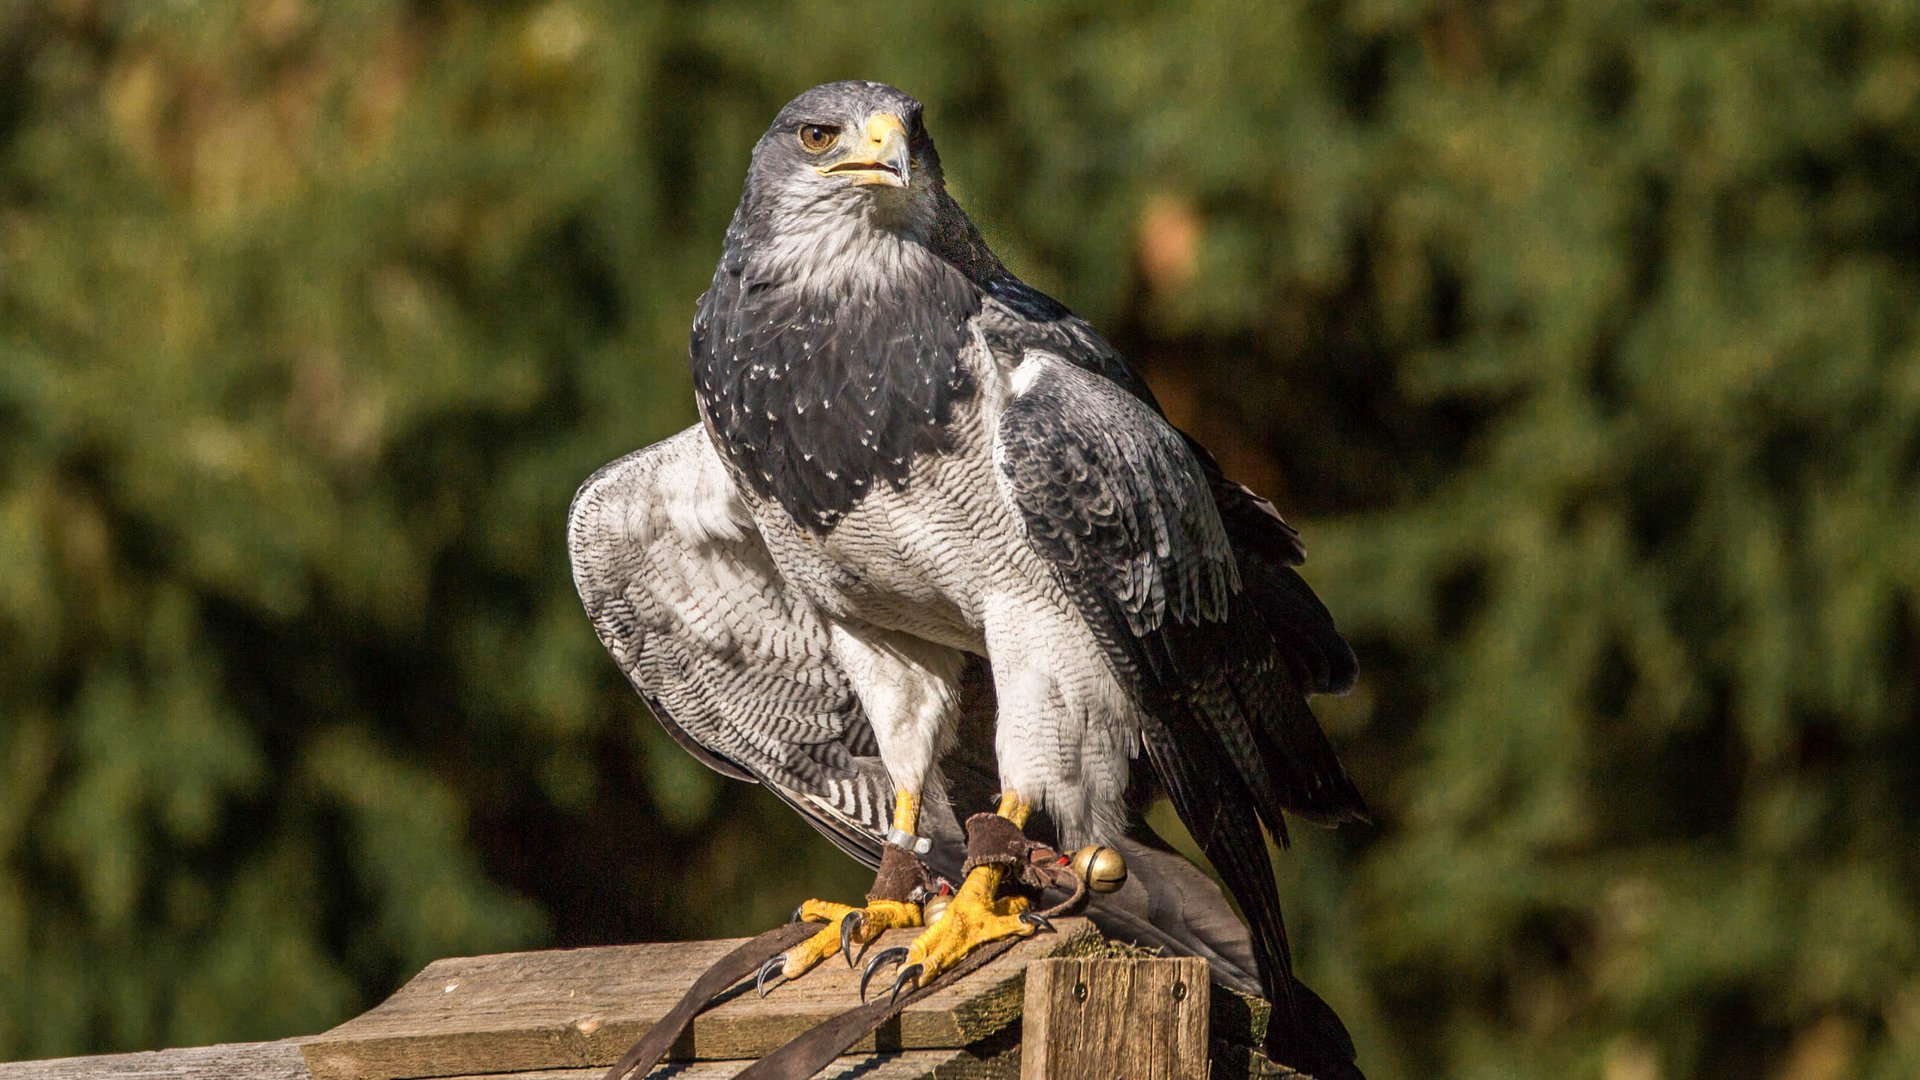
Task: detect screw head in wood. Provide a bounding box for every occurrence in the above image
[1068,845,1129,893]
[1172,980,1187,1002]
[1073,981,1088,1002]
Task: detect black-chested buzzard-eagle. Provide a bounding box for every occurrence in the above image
[569,80,1366,1076]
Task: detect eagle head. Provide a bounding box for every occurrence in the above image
[743,81,946,237]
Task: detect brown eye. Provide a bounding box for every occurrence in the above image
[797,124,839,153]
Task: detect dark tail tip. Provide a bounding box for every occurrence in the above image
[1264,975,1363,1080]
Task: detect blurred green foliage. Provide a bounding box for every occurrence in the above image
[0,1,1916,1077]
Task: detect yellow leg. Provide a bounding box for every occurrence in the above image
[894,790,922,834]
[759,789,927,992]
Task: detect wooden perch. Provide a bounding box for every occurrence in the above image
[0,919,1296,1079]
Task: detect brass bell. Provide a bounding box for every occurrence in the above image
[922,891,952,926]
[1068,845,1128,893]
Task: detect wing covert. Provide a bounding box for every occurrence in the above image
[979,290,1354,694]
[993,355,1240,638]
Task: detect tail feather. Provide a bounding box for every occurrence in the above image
[1138,711,1298,1051]
[1083,833,1263,997]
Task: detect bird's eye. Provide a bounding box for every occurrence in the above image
[797,124,840,153]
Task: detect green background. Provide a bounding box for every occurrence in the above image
[2,2,1916,1077]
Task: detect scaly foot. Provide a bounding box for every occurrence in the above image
[756,897,923,994]
[861,864,1048,1001]
[760,793,948,997]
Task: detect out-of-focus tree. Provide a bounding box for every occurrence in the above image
[0,2,1915,1078]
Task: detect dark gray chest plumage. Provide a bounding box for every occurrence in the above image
[691,226,982,534]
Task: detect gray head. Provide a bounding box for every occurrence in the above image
[740,81,948,240]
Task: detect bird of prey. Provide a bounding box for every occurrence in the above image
[569,80,1366,1073]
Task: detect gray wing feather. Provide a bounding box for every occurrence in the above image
[567,426,886,825]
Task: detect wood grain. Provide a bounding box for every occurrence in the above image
[446,1043,1016,1079]
[1020,957,1208,1080]
[0,1040,311,1080]
[0,1043,1018,1080]
[299,919,1099,1080]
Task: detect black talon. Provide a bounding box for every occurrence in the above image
[1019,911,1054,934]
[840,910,867,968]
[888,963,925,1005]
[756,955,788,998]
[859,946,909,1001]
[788,903,807,924]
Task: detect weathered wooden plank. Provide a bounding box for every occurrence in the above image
[1019,957,1208,1080]
[0,1041,1020,1080]
[300,919,1099,1080]
[0,1039,311,1080]
[438,1043,1015,1079]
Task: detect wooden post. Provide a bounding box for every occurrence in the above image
[1021,956,1209,1080]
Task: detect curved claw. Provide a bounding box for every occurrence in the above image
[840,910,868,968]
[1019,910,1054,934]
[888,962,925,1005]
[788,903,807,924]
[756,955,788,998]
[859,946,909,1002]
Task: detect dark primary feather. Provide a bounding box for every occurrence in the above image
[1185,432,1360,698]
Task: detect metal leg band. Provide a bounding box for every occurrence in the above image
[885,828,932,855]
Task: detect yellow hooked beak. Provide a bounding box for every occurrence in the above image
[816,113,911,188]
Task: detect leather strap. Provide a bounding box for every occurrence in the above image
[866,842,935,904]
[961,812,1048,887]
[600,921,816,1080]
[733,932,1023,1080]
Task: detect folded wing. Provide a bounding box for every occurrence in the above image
[567,426,891,832]
[993,354,1366,1054]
